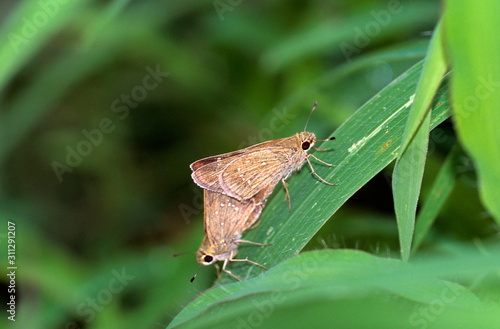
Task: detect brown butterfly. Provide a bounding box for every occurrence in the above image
[194,184,274,281]
[190,103,335,208]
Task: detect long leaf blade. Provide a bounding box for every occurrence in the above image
[412,144,460,252]
[445,0,500,223]
[169,247,500,329]
[392,21,448,261]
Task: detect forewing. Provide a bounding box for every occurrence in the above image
[190,149,246,171]
[190,150,247,195]
[203,190,256,246]
[220,149,287,200]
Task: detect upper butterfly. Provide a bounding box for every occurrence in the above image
[190,103,335,205]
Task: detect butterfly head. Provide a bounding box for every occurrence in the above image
[198,253,216,265]
[196,239,235,266]
[297,131,317,152]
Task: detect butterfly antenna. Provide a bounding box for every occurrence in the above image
[316,136,336,143]
[172,251,195,258]
[172,252,201,282]
[190,264,202,283]
[303,101,318,132]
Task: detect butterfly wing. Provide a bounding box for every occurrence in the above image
[239,182,276,231]
[190,150,247,196]
[219,148,288,200]
[190,138,292,198]
[190,149,247,171]
[203,190,257,247]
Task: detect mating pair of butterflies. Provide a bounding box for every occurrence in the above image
[189,103,335,281]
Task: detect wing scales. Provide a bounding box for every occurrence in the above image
[203,190,256,246]
[220,149,288,200]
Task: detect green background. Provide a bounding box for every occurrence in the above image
[0,1,499,328]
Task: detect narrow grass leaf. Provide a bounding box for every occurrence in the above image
[392,21,448,261]
[412,144,460,252]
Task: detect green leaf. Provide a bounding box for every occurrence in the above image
[445,0,500,223]
[260,1,439,72]
[412,144,460,252]
[393,111,430,261]
[392,21,449,261]
[0,0,87,90]
[0,1,112,166]
[219,60,452,284]
[169,248,500,329]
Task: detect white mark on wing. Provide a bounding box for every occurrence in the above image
[220,203,225,207]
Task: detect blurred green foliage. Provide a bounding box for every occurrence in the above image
[0,0,498,329]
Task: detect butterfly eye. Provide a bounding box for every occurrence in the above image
[301,141,311,150]
[203,255,214,264]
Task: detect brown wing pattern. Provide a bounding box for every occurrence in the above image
[190,150,247,195]
[239,182,276,232]
[191,161,229,195]
[203,190,257,247]
[190,149,246,171]
[220,149,288,200]
[192,148,288,200]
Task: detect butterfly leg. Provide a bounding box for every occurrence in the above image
[231,257,268,270]
[281,179,292,211]
[214,262,222,281]
[221,257,242,281]
[221,252,268,281]
[313,147,328,151]
[306,155,335,186]
[236,239,272,246]
[308,153,333,166]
